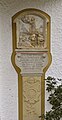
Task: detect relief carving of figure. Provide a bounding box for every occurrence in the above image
[18,15,45,49]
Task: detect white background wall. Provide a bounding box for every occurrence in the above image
[0,0,62,119]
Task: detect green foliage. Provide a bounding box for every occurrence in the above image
[45,77,62,120]
[39,76,62,120]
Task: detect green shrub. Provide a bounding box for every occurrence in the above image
[39,77,62,120]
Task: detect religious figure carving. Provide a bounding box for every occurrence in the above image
[17,15,45,49]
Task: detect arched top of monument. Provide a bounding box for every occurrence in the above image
[12,8,50,22]
[12,8,51,51]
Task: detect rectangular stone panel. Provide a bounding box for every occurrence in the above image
[23,76,41,120]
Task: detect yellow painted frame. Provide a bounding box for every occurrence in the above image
[11,8,52,120]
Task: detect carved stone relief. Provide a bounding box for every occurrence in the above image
[14,13,48,50]
[23,77,41,120]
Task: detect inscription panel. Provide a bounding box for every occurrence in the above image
[15,51,48,75]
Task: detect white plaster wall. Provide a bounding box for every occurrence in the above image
[0,0,62,119]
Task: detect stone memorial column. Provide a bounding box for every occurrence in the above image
[11,8,52,120]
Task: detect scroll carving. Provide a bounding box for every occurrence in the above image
[23,77,41,120]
